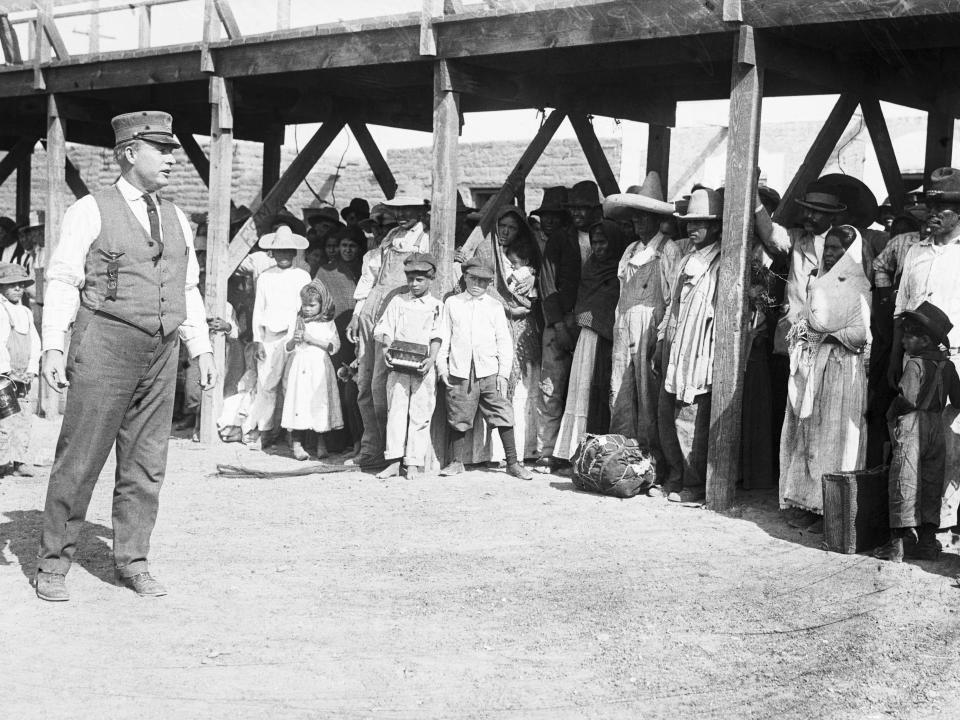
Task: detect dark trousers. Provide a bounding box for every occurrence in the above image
[658,388,712,493]
[38,309,179,578]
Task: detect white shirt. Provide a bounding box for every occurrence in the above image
[437,292,513,380]
[252,265,312,342]
[352,223,429,305]
[238,250,310,281]
[41,176,212,357]
[895,236,960,348]
[353,247,383,302]
[0,297,41,376]
[577,230,592,268]
[374,292,443,347]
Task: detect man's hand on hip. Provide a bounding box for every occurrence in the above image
[41,349,69,392]
[197,352,218,390]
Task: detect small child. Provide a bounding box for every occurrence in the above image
[372,252,443,479]
[0,263,40,476]
[876,301,960,562]
[242,225,312,448]
[503,240,538,318]
[437,257,533,480]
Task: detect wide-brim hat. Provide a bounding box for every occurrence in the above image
[675,188,722,220]
[303,205,344,228]
[795,190,846,214]
[817,174,878,227]
[0,262,33,286]
[259,225,309,250]
[461,256,494,279]
[111,110,180,147]
[404,252,437,273]
[565,180,601,208]
[901,300,953,349]
[341,198,370,221]
[758,185,782,212]
[925,167,960,203]
[531,186,569,216]
[603,171,674,216]
[383,194,427,208]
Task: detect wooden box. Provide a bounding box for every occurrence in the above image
[822,467,889,554]
[385,340,429,374]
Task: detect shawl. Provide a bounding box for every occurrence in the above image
[574,220,627,341]
[295,277,336,336]
[787,228,870,418]
[314,259,358,325]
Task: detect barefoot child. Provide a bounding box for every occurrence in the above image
[0,263,40,476]
[242,225,312,448]
[437,257,533,480]
[372,253,443,479]
[281,278,343,460]
[876,301,960,562]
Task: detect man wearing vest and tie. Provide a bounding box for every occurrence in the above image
[35,111,217,602]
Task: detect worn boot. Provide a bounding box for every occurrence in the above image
[874,530,905,563]
[912,524,942,561]
[35,571,69,602]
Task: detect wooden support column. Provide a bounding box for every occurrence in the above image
[348,122,398,200]
[227,121,345,273]
[138,5,151,48]
[861,97,906,212]
[262,124,284,200]
[924,110,955,188]
[706,25,764,511]
[0,12,23,64]
[16,149,31,226]
[276,0,290,30]
[569,113,621,197]
[40,95,67,419]
[772,93,859,225]
[176,131,211,187]
[199,77,234,444]
[0,136,39,187]
[646,124,672,197]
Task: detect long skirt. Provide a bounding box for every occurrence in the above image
[779,345,867,514]
[554,328,612,460]
[282,344,344,433]
[741,334,775,489]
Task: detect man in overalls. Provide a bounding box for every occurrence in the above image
[36,111,217,601]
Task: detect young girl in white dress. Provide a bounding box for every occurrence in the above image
[282,279,344,460]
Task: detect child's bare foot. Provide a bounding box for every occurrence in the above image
[377,461,401,479]
[315,439,329,460]
[291,440,309,461]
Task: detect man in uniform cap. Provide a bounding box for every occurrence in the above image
[35,111,217,601]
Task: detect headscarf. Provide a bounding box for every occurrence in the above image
[297,278,336,328]
[574,220,628,340]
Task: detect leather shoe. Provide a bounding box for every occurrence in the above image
[439,461,464,477]
[117,572,167,597]
[506,462,533,480]
[36,571,69,602]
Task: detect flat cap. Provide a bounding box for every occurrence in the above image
[403,252,437,273]
[461,257,494,279]
[111,111,180,147]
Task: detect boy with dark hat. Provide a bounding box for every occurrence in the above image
[437,257,533,480]
[876,301,960,562]
[372,252,443,479]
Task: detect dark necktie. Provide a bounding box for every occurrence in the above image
[142,194,164,263]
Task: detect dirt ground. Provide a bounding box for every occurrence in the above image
[2,420,960,720]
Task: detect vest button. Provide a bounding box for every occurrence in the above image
[148,241,155,247]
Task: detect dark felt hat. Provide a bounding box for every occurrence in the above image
[304,205,344,228]
[565,180,601,208]
[795,190,846,214]
[925,167,960,203]
[901,300,953,349]
[0,262,33,287]
[817,175,878,228]
[758,185,782,212]
[111,111,180,147]
[404,252,437,273]
[461,257,494,279]
[531,186,569,216]
[341,198,370,221]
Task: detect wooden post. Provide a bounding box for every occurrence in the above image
[199,76,234,444]
[569,113,621,197]
[861,96,906,213]
[348,121,398,200]
[16,148,31,226]
[40,94,67,419]
[646,124,672,197]
[276,0,290,30]
[262,123,284,199]
[138,5,151,48]
[0,12,23,64]
[772,93,859,225]
[88,0,100,54]
[706,25,764,511]
[924,109,954,188]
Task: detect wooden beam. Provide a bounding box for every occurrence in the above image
[64,156,89,199]
[569,113,621,197]
[32,16,45,91]
[227,120,345,273]
[41,94,67,419]
[213,0,242,40]
[138,4,151,48]
[722,0,742,22]
[0,13,22,64]
[176,131,211,187]
[0,135,38,187]
[646,124,672,198]
[15,147,31,225]
[924,110,955,188]
[36,6,69,60]
[861,96,906,213]
[276,0,290,30]
[262,123,283,199]
[668,126,728,199]
[88,0,101,55]
[420,0,442,56]
[707,25,764,512]
[348,121,398,200]
[200,76,234,444]
[772,93,859,225]
[201,0,220,73]
[742,0,958,26]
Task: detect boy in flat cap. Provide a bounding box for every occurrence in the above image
[437,258,533,480]
[37,111,217,601]
[372,252,443,478]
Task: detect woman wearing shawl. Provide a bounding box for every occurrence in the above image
[779,224,871,530]
[281,278,344,460]
[554,219,627,459]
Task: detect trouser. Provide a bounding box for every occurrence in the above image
[609,310,662,467]
[658,388,711,494]
[355,314,385,460]
[384,369,436,465]
[536,325,573,456]
[38,309,179,578]
[243,330,286,433]
[888,410,944,528]
[182,355,201,416]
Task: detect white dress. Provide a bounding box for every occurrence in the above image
[281,320,344,432]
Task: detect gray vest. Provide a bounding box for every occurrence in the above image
[81,186,189,336]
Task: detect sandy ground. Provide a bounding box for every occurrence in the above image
[2,421,960,719]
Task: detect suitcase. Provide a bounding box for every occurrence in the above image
[821,467,889,554]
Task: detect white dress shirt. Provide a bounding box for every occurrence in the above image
[41,176,212,357]
[895,236,960,349]
[437,292,513,380]
[252,266,312,342]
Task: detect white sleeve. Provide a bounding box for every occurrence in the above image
[175,207,213,358]
[0,308,11,375]
[41,195,100,352]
